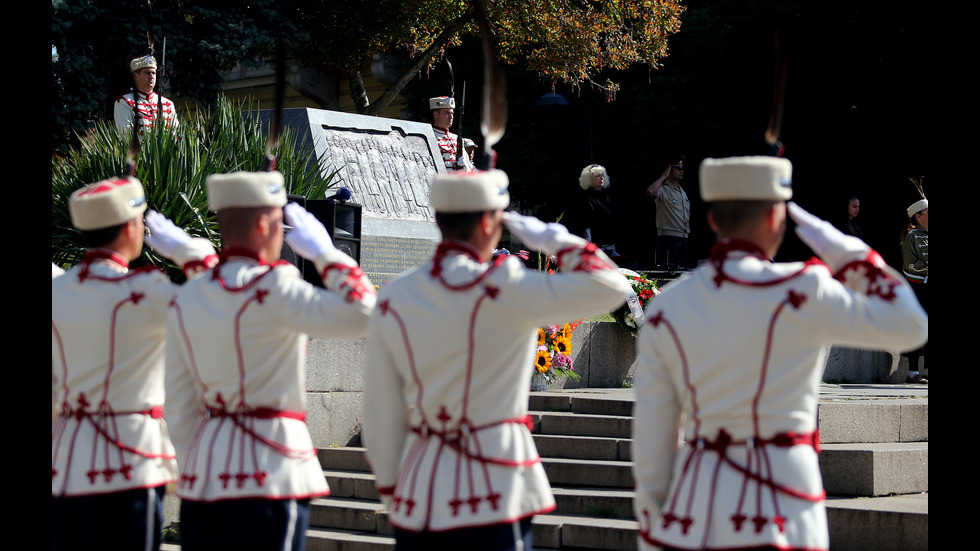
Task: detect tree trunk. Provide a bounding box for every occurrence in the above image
[362,14,472,117]
[349,70,370,114]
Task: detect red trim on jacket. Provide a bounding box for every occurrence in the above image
[708,239,824,288]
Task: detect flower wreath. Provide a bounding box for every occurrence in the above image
[533,322,583,383]
[611,270,660,337]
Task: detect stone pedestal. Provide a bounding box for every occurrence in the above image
[262,108,447,284]
[547,321,637,390]
[821,345,923,384]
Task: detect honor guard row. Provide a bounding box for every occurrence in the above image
[54,157,927,551]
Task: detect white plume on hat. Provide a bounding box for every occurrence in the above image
[69,176,148,230]
[207,171,287,212]
[906,177,928,218]
[429,169,510,213]
[430,96,455,110]
[700,156,793,202]
[130,55,157,73]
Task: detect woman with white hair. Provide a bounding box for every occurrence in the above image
[576,164,619,256]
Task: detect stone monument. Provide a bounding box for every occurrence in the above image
[264,108,447,285]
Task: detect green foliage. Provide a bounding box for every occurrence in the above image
[51,0,303,153]
[52,96,338,283]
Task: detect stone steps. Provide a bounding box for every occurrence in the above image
[162,386,927,550]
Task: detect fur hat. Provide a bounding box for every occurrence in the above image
[699,156,793,202]
[207,171,287,212]
[130,55,157,73]
[429,96,455,110]
[69,176,147,230]
[906,199,928,218]
[429,169,510,213]
[579,164,610,190]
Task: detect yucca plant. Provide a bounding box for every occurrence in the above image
[52,96,339,283]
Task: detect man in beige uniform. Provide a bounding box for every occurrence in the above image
[362,169,630,550]
[631,156,928,551]
[647,155,691,269]
[164,171,376,550]
[52,176,217,551]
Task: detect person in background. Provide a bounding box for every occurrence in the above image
[577,163,620,256]
[835,194,867,242]
[114,54,179,137]
[900,197,928,383]
[646,155,691,269]
[430,95,473,172]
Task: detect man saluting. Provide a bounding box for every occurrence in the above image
[362,169,629,550]
[631,156,928,551]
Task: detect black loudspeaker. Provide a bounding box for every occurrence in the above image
[283,195,362,288]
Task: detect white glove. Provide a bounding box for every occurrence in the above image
[144,210,192,260]
[284,202,335,261]
[457,154,473,171]
[502,211,570,256]
[787,202,869,271]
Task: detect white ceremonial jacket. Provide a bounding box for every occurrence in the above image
[52,241,217,497]
[164,247,376,502]
[113,90,179,136]
[362,237,630,532]
[632,239,928,551]
[433,126,462,171]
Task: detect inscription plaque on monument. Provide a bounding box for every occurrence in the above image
[264,108,446,284]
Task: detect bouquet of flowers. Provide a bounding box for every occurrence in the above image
[533,322,582,383]
[611,271,660,337]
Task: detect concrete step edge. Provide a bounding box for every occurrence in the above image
[820,442,928,496]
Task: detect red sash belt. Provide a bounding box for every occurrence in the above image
[411,414,534,440]
[692,428,821,454]
[60,405,165,420]
[206,406,306,421]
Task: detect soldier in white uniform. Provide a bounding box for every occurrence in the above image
[362,169,630,550]
[114,54,179,137]
[430,95,474,172]
[52,176,218,551]
[631,156,929,551]
[164,170,376,550]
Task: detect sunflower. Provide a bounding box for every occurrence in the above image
[537,328,546,346]
[535,349,552,373]
[555,336,571,355]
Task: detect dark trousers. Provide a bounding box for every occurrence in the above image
[394,517,533,551]
[656,235,689,269]
[179,497,311,551]
[52,485,165,551]
[902,282,928,369]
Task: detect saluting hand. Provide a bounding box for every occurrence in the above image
[502,211,569,256]
[284,202,335,261]
[144,210,192,260]
[788,202,869,271]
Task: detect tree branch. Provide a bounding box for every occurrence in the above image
[363,14,473,117]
